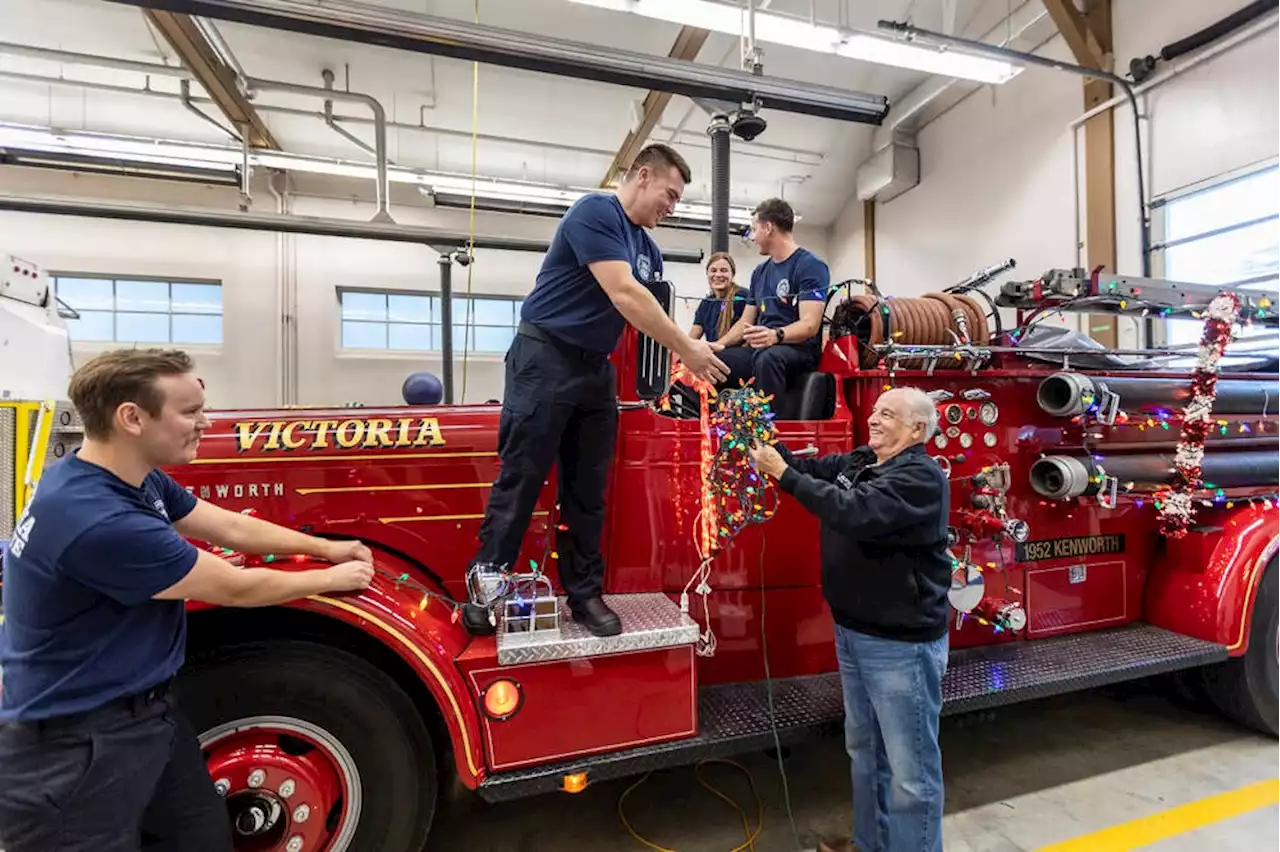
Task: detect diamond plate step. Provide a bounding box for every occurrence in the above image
[496,593,698,666]
[476,622,1227,802]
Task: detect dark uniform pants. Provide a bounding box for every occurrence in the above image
[0,686,232,852]
[719,343,818,400]
[474,325,618,606]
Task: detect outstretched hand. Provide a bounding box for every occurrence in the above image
[682,337,729,384]
[748,440,787,479]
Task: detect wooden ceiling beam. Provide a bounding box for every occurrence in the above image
[144,9,280,149]
[600,25,710,188]
[1041,0,1110,70]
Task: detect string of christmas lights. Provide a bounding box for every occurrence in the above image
[1156,292,1242,538]
[663,369,782,656]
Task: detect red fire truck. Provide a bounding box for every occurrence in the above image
[6,267,1278,852]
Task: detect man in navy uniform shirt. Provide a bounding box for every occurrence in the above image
[0,348,376,851]
[471,143,728,637]
[718,198,830,402]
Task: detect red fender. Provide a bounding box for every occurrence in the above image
[187,550,488,789]
[1145,503,1279,656]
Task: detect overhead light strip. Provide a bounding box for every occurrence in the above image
[0,123,752,225]
[566,0,1023,85]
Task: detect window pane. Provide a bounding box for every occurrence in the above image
[471,298,515,326]
[1167,167,1279,243]
[388,323,434,350]
[342,320,386,349]
[172,314,223,344]
[116,279,169,313]
[56,277,113,311]
[341,292,386,322]
[1166,219,1279,287]
[450,297,472,325]
[171,283,222,315]
[65,310,114,341]
[116,312,170,343]
[472,325,515,353]
[388,294,431,323]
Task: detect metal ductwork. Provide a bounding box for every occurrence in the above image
[855,142,920,202]
[103,0,890,125]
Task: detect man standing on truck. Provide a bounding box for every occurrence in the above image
[468,143,729,638]
[0,348,377,851]
[715,197,830,401]
[749,387,951,852]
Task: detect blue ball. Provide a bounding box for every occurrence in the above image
[402,371,444,405]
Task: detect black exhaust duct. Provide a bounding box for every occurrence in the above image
[1037,371,1280,418]
[708,113,731,256]
[1030,449,1280,500]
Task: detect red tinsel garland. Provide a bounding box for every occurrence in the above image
[1155,292,1241,538]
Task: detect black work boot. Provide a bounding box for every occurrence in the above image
[571,597,622,637]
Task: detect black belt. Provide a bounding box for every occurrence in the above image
[517,321,607,362]
[9,679,172,733]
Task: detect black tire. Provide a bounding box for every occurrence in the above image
[175,640,438,851]
[1201,557,1278,737]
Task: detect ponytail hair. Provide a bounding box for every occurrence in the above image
[706,251,739,340]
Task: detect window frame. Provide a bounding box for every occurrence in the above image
[50,272,225,347]
[1147,159,1278,350]
[336,286,524,356]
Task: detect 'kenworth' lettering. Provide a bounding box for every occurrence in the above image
[1015,534,1125,563]
[233,417,446,453]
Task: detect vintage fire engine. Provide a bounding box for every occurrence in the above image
[1,256,1277,852]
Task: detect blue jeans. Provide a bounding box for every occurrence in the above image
[834,624,948,852]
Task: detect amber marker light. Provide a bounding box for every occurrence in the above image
[562,772,589,794]
[481,679,523,721]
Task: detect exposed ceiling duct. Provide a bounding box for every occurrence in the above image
[102,0,891,125]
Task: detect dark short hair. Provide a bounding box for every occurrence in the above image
[752,197,795,232]
[627,143,692,184]
[68,348,196,440]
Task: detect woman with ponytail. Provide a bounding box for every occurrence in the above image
[689,252,747,346]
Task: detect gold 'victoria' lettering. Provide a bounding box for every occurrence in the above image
[1015,534,1125,563]
[233,417,446,453]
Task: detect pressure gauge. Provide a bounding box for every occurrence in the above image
[945,404,964,425]
[983,432,998,448]
[979,401,999,425]
[946,426,961,439]
[967,407,978,420]
[959,433,973,449]
[934,434,949,449]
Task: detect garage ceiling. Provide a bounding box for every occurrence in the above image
[0,0,1059,226]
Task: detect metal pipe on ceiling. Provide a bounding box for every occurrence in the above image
[0,41,190,79]
[244,75,393,222]
[0,193,706,263]
[101,0,891,125]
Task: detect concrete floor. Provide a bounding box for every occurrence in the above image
[426,676,1279,852]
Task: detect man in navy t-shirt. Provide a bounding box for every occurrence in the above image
[0,349,377,851]
[470,144,728,637]
[718,198,830,409]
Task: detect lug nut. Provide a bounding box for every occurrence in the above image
[293,804,310,823]
[247,768,266,788]
[286,836,304,852]
[214,778,231,796]
[279,779,296,798]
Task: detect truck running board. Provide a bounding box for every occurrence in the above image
[475,623,1226,803]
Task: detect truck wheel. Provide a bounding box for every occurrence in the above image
[1201,556,1278,737]
[174,640,438,852]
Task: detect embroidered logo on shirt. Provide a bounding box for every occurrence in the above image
[836,473,853,490]
[153,498,169,520]
[637,254,653,282]
[776,277,792,305]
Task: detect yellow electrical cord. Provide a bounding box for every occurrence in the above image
[459,0,480,404]
[618,759,763,852]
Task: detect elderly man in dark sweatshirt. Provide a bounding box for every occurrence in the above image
[749,386,951,852]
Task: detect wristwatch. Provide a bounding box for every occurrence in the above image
[775,328,785,344]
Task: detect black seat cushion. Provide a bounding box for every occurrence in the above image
[775,372,835,420]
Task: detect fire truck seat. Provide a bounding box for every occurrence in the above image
[774,371,836,421]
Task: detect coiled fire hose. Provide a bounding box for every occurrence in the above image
[830,292,993,368]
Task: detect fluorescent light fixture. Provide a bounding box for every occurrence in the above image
[0,122,753,225]
[566,0,1022,85]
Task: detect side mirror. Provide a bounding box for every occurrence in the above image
[635,279,674,400]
